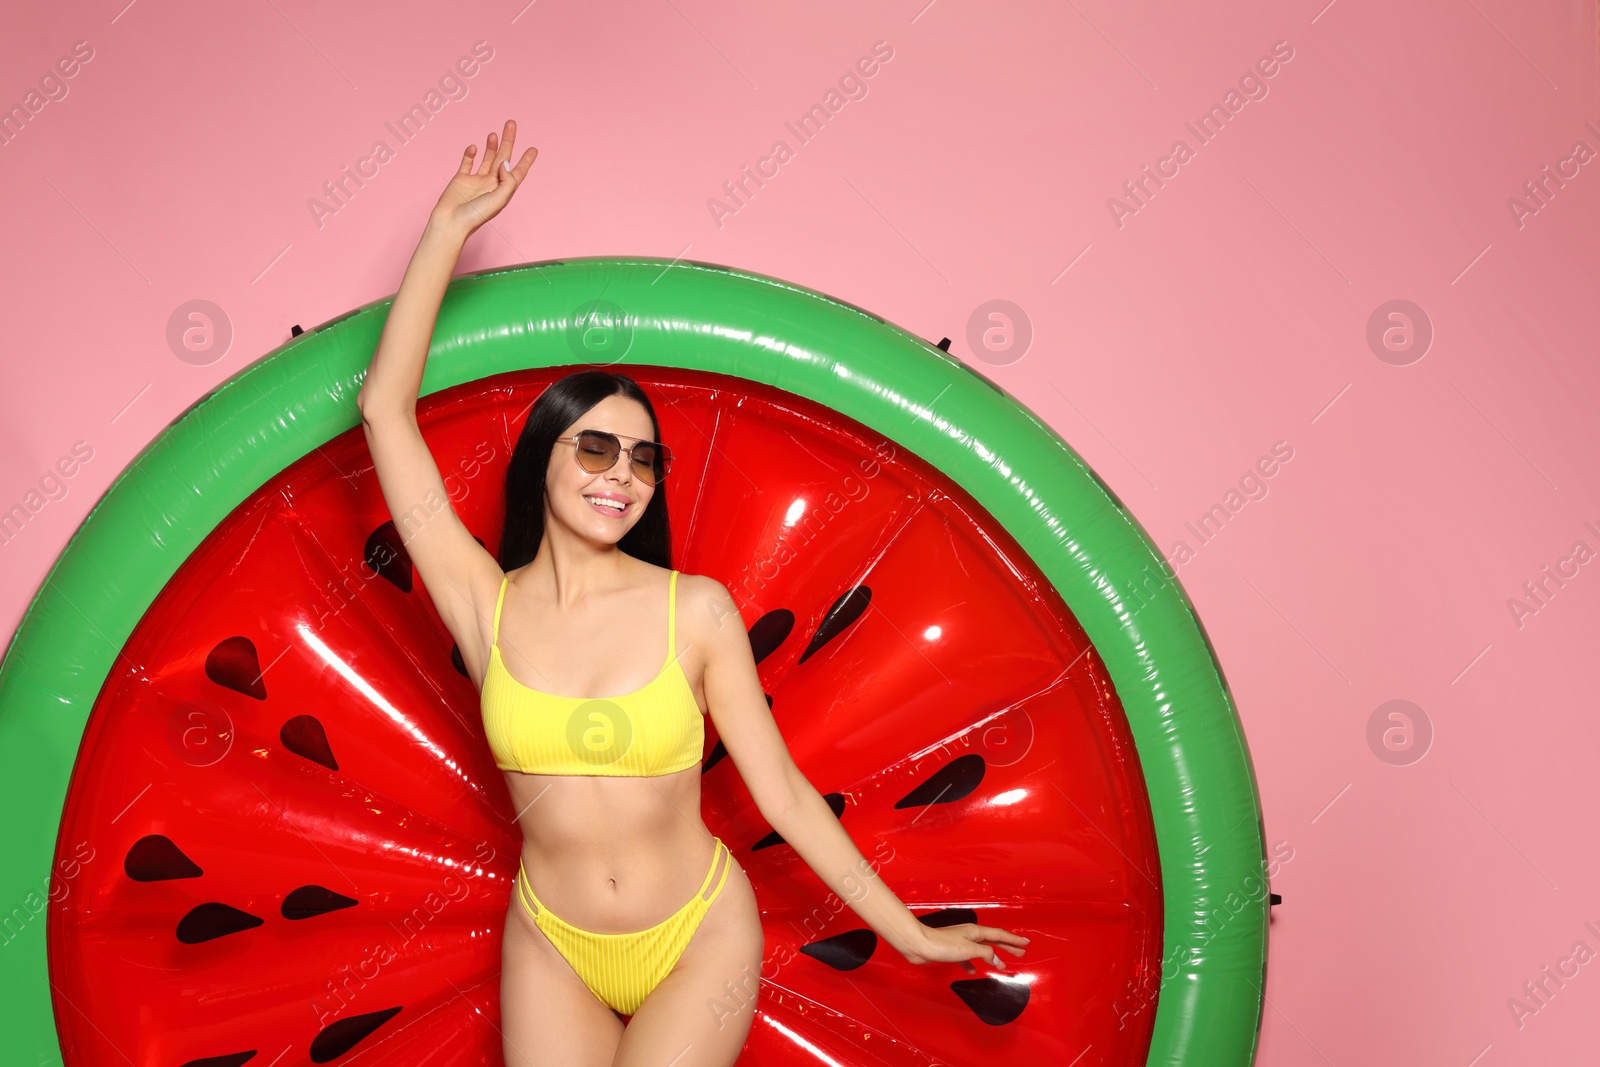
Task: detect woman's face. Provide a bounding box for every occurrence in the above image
[543,394,659,543]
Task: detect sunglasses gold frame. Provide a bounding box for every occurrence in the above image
[556,430,674,486]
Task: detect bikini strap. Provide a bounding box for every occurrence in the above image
[696,838,729,900]
[707,845,731,900]
[492,576,508,647]
[666,570,678,668]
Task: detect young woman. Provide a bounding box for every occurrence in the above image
[356,119,1028,1066]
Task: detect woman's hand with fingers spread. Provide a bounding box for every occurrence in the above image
[431,119,538,238]
[900,923,1031,975]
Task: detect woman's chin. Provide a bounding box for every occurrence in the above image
[562,514,633,544]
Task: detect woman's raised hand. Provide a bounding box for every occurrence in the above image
[430,119,538,237]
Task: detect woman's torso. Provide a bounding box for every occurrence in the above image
[478,564,713,931]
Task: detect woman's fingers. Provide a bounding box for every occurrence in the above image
[991,932,1029,957]
[430,124,535,232]
[906,925,1030,973]
[515,146,538,180]
[496,118,517,169]
[491,146,538,204]
[487,160,516,209]
[979,926,1030,950]
[478,130,499,177]
[469,123,531,183]
[968,926,1028,969]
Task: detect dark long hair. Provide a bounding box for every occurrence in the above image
[498,370,673,571]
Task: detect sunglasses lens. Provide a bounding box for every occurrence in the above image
[575,431,619,473]
[630,442,667,485]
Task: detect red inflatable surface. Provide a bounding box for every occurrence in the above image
[49,367,1162,1066]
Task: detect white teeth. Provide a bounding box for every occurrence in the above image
[584,495,626,511]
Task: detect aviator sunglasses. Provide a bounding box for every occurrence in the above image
[556,429,674,486]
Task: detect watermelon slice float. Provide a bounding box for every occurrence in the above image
[0,260,1269,1066]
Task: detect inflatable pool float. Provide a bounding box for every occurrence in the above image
[0,258,1269,1065]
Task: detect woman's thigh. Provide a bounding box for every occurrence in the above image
[500,900,626,1067]
[612,855,765,1067]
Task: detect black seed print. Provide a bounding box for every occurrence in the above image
[702,739,726,774]
[176,903,264,944]
[797,586,872,665]
[450,644,468,677]
[204,637,267,700]
[281,885,359,920]
[364,521,413,593]
[309,1006,403,1063]
[747,609,794,664]
[894,753,985,809]
[178,1053,257,1067]
[124,834,203,881]
[280,715,339,770]
[950,976,1030,1025]
[916,907,980,930]
[923,906,1030,1025]
[799,928,877,971]
[752,793,845,850]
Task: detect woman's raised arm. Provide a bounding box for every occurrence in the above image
[355,121,538,685]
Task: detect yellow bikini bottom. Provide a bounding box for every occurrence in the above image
[516,837,732,1017]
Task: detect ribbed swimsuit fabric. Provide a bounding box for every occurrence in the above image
[481,569,704,777]
[514,837,732,1016]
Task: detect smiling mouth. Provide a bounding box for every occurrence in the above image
[583,494,630,517]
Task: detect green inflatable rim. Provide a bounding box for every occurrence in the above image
[0,256,1266,1065]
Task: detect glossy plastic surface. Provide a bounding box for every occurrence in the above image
[0,257,1266,1065]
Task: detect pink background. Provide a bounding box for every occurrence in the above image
[4,1,1599,1063]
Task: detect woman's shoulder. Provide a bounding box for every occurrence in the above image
[662,569,744,635]
[632,559,701,582]
[625,563,736,620]
[657,565,720,592]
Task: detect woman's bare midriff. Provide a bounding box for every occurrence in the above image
[504,762,715,931]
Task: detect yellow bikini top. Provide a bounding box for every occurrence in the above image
[480,570,704,777]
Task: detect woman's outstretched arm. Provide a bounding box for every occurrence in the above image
[691,575,1031,975]
[356,120,538,684]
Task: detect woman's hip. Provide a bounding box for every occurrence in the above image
[513,835,733,943]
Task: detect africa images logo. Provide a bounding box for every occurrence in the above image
[1107,40,1296,229]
